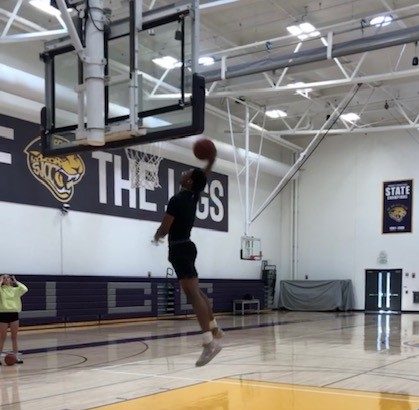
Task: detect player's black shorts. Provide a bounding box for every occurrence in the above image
[0,312,19,324]
[168,241,198,280]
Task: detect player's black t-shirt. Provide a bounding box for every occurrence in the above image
[167,190,199,242]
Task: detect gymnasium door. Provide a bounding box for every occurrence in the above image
[365,269,402,313]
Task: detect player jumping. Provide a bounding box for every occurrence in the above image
[154,153,224,367]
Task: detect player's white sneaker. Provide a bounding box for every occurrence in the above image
[195,341,222,367]
[16,352,23,364]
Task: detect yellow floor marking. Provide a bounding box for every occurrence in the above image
[94,377,419,410]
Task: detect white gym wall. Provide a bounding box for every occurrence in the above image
[291,130,419,311]
[0,36,294,286]
[0,107,293,284]
[0,165,289,280]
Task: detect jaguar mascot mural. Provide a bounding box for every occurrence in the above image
[24,136,85,202]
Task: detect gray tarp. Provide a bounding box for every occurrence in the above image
[279,280,354,311]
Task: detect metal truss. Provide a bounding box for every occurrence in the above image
[226,98,268,236]
[251,84,362,224]
[148,43,419,137]
[0,2,67,44]
[276,85,419,137]
[202,3,419,82]
[2,0,419,222]
[207,4,419,60]
[204,42,419,98]
[228,83,363,235]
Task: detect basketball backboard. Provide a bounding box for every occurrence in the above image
[40,0,205,156]
[240,236,262,261]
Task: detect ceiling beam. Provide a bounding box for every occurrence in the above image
[271,123,419,136]
[203,25,419,83]
[0,7,45,33]
[207,3,419,58]
[201,66,419,98]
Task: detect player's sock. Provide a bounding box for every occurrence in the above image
[209,319,218,329]
[202,331,213,345]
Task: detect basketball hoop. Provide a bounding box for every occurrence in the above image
[125,144,163,190]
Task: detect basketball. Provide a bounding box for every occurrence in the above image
[4,353,17,366]
[193,138,217,160]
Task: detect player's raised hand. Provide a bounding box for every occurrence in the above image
[151,236,164,246]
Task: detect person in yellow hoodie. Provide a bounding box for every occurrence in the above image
[0,274,28,364]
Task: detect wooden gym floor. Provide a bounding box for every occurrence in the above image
[1,312,419,409]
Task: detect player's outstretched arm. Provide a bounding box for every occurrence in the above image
[154,214,174,242]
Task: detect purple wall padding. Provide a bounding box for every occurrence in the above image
[16,275,265,325]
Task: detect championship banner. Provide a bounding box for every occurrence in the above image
[0,113,228,232]
[382,179,413,234]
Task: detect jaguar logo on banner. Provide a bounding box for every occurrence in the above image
[0,113,228,232]
[24,137,86,202]
[388,205,407,223]
[382,180,413,234]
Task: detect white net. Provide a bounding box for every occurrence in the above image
[125,144,163,190]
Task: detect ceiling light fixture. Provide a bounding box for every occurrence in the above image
[286,25,302,36]
[288,22,320,41]
[289,82,306,87]
[29,0,72,17]
[370,15,393,27]
[298,34,309,41]
[341,113,360,122]
[266,109,287,119]
[200,0,240,10]
[199,56,215,66]
[309,31,321,38]
[299,22,316,33]
[152,56,182,69]
[287,82,313,94]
